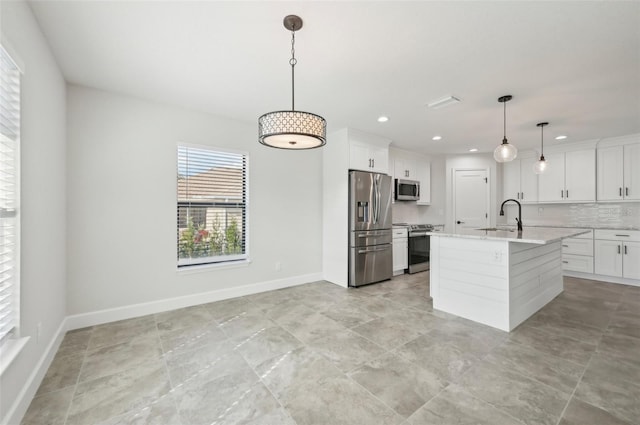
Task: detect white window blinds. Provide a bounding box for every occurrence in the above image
[177,145,248,267]
[0,46,20,344]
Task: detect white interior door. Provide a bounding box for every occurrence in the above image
[454,169,489,232]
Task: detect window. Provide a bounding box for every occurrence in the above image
[177,145,248,267]
[0,45,21,345]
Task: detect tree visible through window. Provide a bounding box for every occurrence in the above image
[177,145,248,267]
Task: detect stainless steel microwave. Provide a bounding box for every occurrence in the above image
[395,179,420,201]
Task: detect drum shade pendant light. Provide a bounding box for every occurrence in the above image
[533,122,549,174]
[493,95,518,162]
[258,15,326,149]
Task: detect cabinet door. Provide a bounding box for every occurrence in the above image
[502,160,521,201]
[370,145,389,174]
[394,158,407,179]
[594,239,623,277]
[565,149,596,202]
[519,157,538,203]
[348,141,372,172]
[538,152,565,202]
[562,254,594,273]
[393,239,408,271]
[623,143,640,200]
[623,241,640,279]
[416,161,431,205]
[597,146,624,201]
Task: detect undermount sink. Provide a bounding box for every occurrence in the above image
[476,227,516,232]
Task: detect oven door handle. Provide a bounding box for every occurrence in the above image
[409,232,429,237]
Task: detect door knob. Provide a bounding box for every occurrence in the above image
[456,220,464,224]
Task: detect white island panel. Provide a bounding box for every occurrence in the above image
[429,228,580,331]
[508,241,563,329]
[431,237,511,330]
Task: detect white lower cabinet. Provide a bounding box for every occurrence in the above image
[562,229,594,273]
[594,230,640,279]
[623,242,640,280]
[392,227,408,275]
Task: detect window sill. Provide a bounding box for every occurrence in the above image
[0,336,30,377]
[176,258,251,275]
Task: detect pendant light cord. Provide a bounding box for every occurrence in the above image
[290,28,297,111]
[540,125,544,157]
[503,99,507,144]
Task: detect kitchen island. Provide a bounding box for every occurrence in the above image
[428,227,589,331]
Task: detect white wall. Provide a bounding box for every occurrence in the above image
[445,154,499,231]
[66,85,323,316]
[0,1,67,422]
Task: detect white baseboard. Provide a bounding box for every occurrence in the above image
[66,272,323,330]
[564,271,640,287]
[2,318,68,425]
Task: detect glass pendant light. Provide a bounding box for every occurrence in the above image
[533,122,549,174]
[258,15,326,149]
[493,95,518,162]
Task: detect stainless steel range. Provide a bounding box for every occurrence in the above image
[408,224,433,274]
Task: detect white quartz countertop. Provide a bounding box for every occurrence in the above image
[427,226,591,244]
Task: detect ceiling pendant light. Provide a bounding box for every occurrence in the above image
[493,95,518,163]
[258,15,326,149]
[533,122,549,174]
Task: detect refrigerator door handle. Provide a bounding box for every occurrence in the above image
[376,175,381,224]
[372,177,378,224]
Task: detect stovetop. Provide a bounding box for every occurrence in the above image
[409,224,434,231]
[394,223,435,231]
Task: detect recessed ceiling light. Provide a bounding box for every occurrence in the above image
[427,95,461,109]
[469,148,478,152]
[377,116,389,123]
[555,135,567,140]
[432,136,442,141]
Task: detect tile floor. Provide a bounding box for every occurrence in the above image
[21,273,640,425]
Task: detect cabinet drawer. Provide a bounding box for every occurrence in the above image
[562,254,594,273]
[392,228,408,238]
[561,238,594,256]
[594,229,640,242]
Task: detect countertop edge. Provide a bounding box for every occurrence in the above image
[427,227,591,244]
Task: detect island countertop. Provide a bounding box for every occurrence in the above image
[427,226,590,244]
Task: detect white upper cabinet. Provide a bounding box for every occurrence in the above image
[538,149,595,203]
[415,161,431,205]
[502,157,538,203]
[349,138,389,174]
[597,143,640,201]
[538,152,566,202]
[394,158,418,179]
[390,148,431,205]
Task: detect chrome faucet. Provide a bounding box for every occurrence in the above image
[499,199,523,232]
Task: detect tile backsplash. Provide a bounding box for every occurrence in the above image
[502,202,640,229]
[392,202,445,225]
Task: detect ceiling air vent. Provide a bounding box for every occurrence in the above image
[427,95,461,109]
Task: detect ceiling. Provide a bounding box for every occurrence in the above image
[27,1,640,155]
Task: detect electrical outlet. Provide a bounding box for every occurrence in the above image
[494,250,503,262]
[538,207,544,216]
[275,262,281,272]
[36,322,42,344]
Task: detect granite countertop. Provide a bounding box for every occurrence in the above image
[427,226,591,245]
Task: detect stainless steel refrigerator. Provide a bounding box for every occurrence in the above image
[348,170,393,287]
